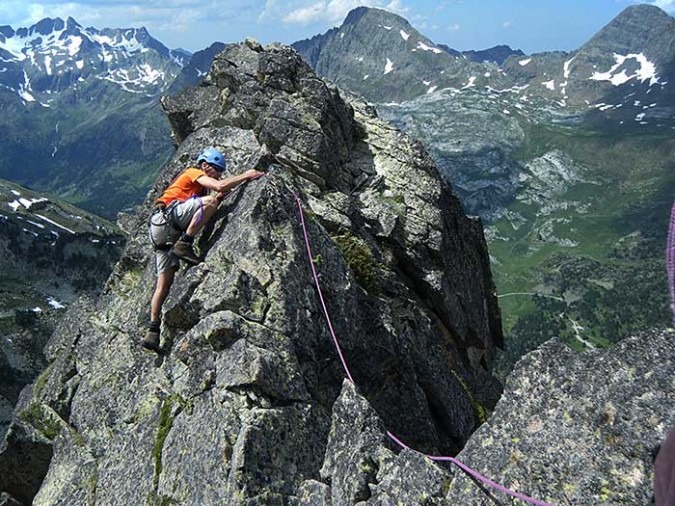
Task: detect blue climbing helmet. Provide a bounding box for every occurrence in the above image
[197,147,226,172]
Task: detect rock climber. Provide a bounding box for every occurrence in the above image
[142,147,263,352]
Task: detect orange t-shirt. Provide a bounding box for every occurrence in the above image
[156,168,207,206]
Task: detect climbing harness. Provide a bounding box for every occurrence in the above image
[293,191,554,506]
[149,200,180,251]
[148,197,205,251]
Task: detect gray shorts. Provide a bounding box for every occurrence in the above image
[149,198,204,273]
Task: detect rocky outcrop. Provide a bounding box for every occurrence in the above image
[298,328,675,504]
[312,328,673,505]
[0,40,503,504]
[448,328,675,504]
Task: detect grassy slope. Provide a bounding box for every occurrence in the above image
[0,88,173,219]
[490,123,675,375]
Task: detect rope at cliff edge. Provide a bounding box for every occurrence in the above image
[668,200,675,325]
[293,193,554,506]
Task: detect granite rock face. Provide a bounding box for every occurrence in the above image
[0,40,503,504]
[446,328,675,505]
[304,329,674,505]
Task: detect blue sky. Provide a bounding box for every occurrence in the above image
[1,1,673,54]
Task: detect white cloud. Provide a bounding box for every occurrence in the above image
[263,0,408,26]
[283,2,325,24]
[502,20,511,28]
[1,1,255,49]
[448,23,460,31]
[384,0,408,16]
[647,0,675,13]
[3,1,245,31]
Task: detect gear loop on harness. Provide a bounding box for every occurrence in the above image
[148,200,181,251]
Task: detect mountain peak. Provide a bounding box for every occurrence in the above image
[31,17,65,35]
[0,25,15,40]
[616,3,671,19]
[343,5,411,28]
[343,5,369,24]
[293,5,471,102]
[65,16,82,31]
[0,15,185,105]
[604,3,674,32]
[582,3,675,56]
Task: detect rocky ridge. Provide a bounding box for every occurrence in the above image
[305,327,674,505]
[462,45,525,65]
[0,40,503,504]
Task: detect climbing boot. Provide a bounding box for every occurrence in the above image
[171,240,201,265]
[142,323,161,352]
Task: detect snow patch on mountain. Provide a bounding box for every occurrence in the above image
[44,55,52,75]
[0,17,183,102]
[0,34,29,61]
[462,76,477,89]
[589,53,660,86]
[100,64,166,93]
[18,70,35,102]
[560,56,575,101]
[416,41,443,54]
[88,31,146,54]
[47,297,66,309]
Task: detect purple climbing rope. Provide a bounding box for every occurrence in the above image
[668,200,675,325]
[293,192,554,506]
[294,192,355,384]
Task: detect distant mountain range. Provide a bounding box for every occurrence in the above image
[5,7,671,219]
[0,17,188,96]
[293,5,675,127]
[0,17,217,218]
